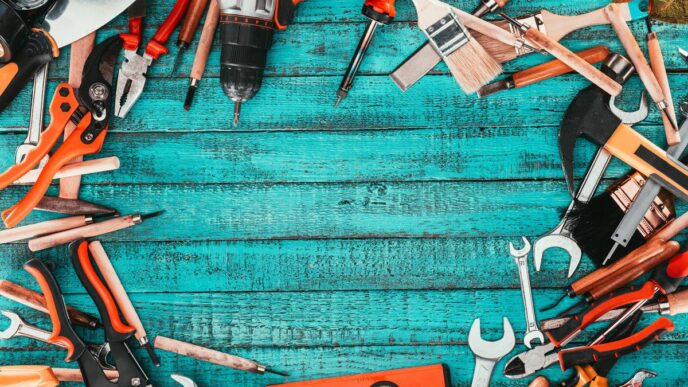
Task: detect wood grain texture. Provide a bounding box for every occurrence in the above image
[0,0,686,386]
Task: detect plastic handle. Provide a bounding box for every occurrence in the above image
[23,259,85,361]
[69,240,135,341]
[145,0,192,59]
[513,46,609,88]
[0,30,58,113]
[121,17,144,52]
[364,0,397,18]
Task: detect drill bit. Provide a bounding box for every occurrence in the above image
[233,102,241,126]
[336,20,379,107]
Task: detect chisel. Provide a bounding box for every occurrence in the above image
[184,0,219,110]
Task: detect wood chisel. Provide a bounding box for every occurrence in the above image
[184,0,220,110]
[267,364,451,387]
[477,45,609,98]
[172,0,209,73]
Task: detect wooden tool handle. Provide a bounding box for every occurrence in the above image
[667,289,688,316]
[513,45,609,88]
[88,241,146,340]
[0,215,89,244]
[52,368,118,382]
[0,280,98,328]
[654,211,688,241]
[13,156,120,185]
[453,7,520,47]
[154,335,262,373]
[179,0,209,45]
[648,31,679,145]
[605,4,664,104]
[190,0,220,79]
[587,240,680,300]
[61,33,96,199]
[523,28,622,96]
[541,8,611,42]
[528,376,550,387]
[571,238,676,295]
[28,215,140,252]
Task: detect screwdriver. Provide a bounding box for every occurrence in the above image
[335,0,396,107]
[172,0,209,74]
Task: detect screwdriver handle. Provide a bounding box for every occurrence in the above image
[667,289,688,316]
[190,0,220,80]
[146,0,192,59]
[178,0,209,48]
[513,45,609,88]
[653,251,688,295]
[364,0,396,21]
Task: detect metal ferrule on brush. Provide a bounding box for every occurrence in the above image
[610,173,674,238]
[424,13,470,58]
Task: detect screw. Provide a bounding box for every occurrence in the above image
[59,87,70,97]
[60,103,71,112]
[131,377,141,386]
[84,133,94,141]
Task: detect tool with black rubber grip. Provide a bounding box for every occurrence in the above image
[218,0,302,125]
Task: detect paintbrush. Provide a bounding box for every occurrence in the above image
[411,0,502,93]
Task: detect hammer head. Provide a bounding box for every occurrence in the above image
[559,54,633,195]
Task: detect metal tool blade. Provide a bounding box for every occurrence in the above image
[39,0,136,48]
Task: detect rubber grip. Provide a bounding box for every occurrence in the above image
[0,84,77,191]
[547,282,656,346]
[0,30,57,112]
[146,0,192,59]
[121,17,144,51]
[558,317,674,370]
[2,114,108,228]
[23,259,85,362]
[364,0,397,18]
[69,240,135,341]
[651,251,688,295]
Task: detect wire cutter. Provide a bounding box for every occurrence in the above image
[0,35,123,228]
[115,0,191,118]
[24,239,151,387]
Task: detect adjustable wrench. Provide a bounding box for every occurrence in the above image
[15,64,49,167]
[533,91,649,276]
[510,237,544,348]
[468,317,515,387]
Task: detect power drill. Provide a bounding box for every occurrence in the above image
[218,0,302,125]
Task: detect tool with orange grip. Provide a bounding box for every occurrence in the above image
[267,364,451,387]
[23,240,150,387]
[334,0,395,107]
[0,35,122,229]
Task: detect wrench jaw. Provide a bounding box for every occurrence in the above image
[0,310,21,339]
[533,235,582,278]
[509,237,532,258]
[468,318,516,386]
[609,91,649,125]
[523,330,545,349]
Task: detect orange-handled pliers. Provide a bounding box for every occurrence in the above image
[0,35,123,228]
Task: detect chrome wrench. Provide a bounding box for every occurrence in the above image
[509,237,544,348]
[468,317,515,387]
[15,64,49,167]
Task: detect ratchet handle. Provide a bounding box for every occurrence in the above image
[558,317,674,370]
[69,240,136,342]
[548,282,656,346]
[146,0,192,59]
[121,17,144,52]
[0,30,58,113]
[23,259,86,362]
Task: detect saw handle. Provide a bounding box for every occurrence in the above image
[512,45,609,88]
[0,30,57,113]
[557,317,674,370]
[146,0,192,59]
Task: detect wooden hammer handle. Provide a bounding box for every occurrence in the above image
[522,27,621,96]
[13,157,120,185]
[0,280,98,328]
[154,335,263,373]
[88,241,146,341]
[513,45,609,88]
[647,31,679,145]
[28,215,141,252]
[0,215,90,244]
[605,4,665,105]
[190,0,220,80]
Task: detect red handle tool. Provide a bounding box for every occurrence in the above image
[146,0,192,59]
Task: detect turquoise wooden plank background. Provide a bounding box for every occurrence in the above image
[0,0,687,385]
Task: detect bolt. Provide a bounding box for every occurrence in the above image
[60,103,71,112]
[84,133,94,141]
[59,87,69,97]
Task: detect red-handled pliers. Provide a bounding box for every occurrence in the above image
[115,0,191,118]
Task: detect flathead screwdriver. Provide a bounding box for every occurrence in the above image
[335,0,396,107]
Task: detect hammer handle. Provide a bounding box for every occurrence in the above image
[522,28,621,96]
[647,31,679,145]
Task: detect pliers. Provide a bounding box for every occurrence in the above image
[0,35,123,228]
[115,0,191,118]
[24,239,150,387]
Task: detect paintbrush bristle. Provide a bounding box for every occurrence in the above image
[474,29,520,63]
[444,39,503,93]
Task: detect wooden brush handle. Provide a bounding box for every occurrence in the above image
[541,8,610,42]
[61,33,96,199]
[513,45,609,88]
[52,368,118,382]
[648,31,679,145]
[667,289,688,316]
[570,238,677,295]
[453,7,520,46]
[587,241,681,300]
[191,0,220,80]
[522,28,621,96]
[605,4,664,105]
[0,215,90,244]
[28,215,141,252]
[179,0,209,45]
[154,335,262,373]
[88,241,146,340]
[0,280,98,328]
[13,157,120,185]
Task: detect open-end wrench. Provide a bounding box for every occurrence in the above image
[510,237,544,348]
[468,317,515,387]
[172,374,198,386]
[15,64,49,167]
[533,91,649,277]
